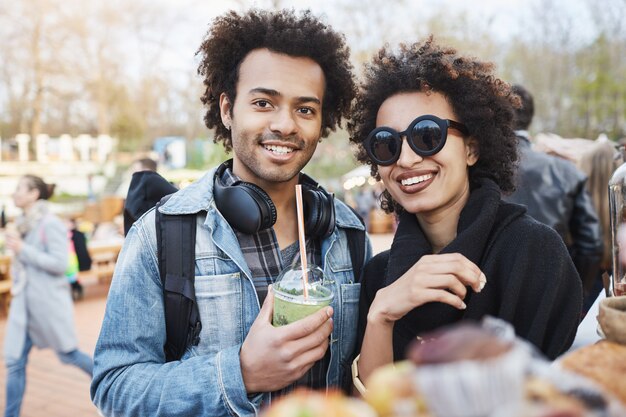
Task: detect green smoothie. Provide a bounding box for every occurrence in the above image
[272,287,333,326]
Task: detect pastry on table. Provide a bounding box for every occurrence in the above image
[364,361,430,417]
[559,341,626,406]
[262,389,376,417]
[406,321,529,417]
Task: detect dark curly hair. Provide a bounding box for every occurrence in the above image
[511,84,534,130]
[197,9,356,152]
[348,36,519,214]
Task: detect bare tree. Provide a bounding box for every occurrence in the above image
[0,0,69,141]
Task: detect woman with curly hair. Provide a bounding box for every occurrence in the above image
[350,37,582,389]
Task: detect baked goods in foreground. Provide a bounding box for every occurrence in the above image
[261,318,626,417]
[407,322,513,364]
[364,361,429,417]
[407,322,528,417]
[559,340,626,405]
[262,389,376,417]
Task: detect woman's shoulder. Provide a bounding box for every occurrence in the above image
[494,200,561,238]
[37,215,68,244]
[40,213,66,231]
[491,208,568,254]
[505,212,563,240]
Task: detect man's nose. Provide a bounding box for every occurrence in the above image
[269,109,298,137]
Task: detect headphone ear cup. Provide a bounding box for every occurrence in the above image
[239,182,277,229]
[214,171,277,234]
[302,186,335,239]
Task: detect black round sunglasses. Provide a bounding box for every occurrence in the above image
[364,114,470,166]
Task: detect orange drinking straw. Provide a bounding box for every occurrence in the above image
[295,184,309,299]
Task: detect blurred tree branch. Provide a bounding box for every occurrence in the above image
[0,0,624,163]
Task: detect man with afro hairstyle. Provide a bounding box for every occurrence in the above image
[92,9,370,417]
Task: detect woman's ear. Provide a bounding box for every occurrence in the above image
[219,93,232,130]
[466,137,479,167]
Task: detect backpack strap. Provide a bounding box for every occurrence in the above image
[345,207,366,283]
[155,195,201,362]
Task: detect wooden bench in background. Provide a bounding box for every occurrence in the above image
[0,280,11,316]
[78,243,122,284]
[0,254,12,316]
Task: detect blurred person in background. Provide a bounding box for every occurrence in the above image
[3,175,93,417]
[69,218,92,275]
[354,187,376,229]
[505,84,603,306]
[131,157,157,173]
[64,222,81,300]
[65,218,92,301]
[1,204,6,228]
[348,38,582,390]
[578,138,622,306]
[123,157,176,235]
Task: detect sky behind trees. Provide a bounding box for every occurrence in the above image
[1,0,625,176]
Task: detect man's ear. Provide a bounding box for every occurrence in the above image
[219,93,232,130]
[466,137,479,166]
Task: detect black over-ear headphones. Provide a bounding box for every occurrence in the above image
[213,160,336,238]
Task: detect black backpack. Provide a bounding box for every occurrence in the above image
[125,171,367,362]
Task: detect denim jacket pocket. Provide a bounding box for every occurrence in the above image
[339,283,361,364]
[191,273,244,357]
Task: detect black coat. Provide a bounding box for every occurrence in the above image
[71,229,92,271]
[123,171,177,236]
[358,178,582,360]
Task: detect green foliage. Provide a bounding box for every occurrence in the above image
[569,34,626,139]
[185,139,229,170]
[111,112,145,151]
[3,0,625,151]
[502,32,625,140]
[49,192,87,203]
[305,130,359,181]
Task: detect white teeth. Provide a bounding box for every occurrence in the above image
[264,145,293,155]
[401,173,433,186]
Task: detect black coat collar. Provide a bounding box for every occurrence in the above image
[385,178,503,287]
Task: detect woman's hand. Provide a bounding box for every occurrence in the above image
[5,232,24,254]
[368,253,486,325]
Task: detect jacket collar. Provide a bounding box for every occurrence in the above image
[158,166,364,230]
[158,166,217,215]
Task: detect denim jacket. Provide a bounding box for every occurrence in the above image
[91,167,372,417]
